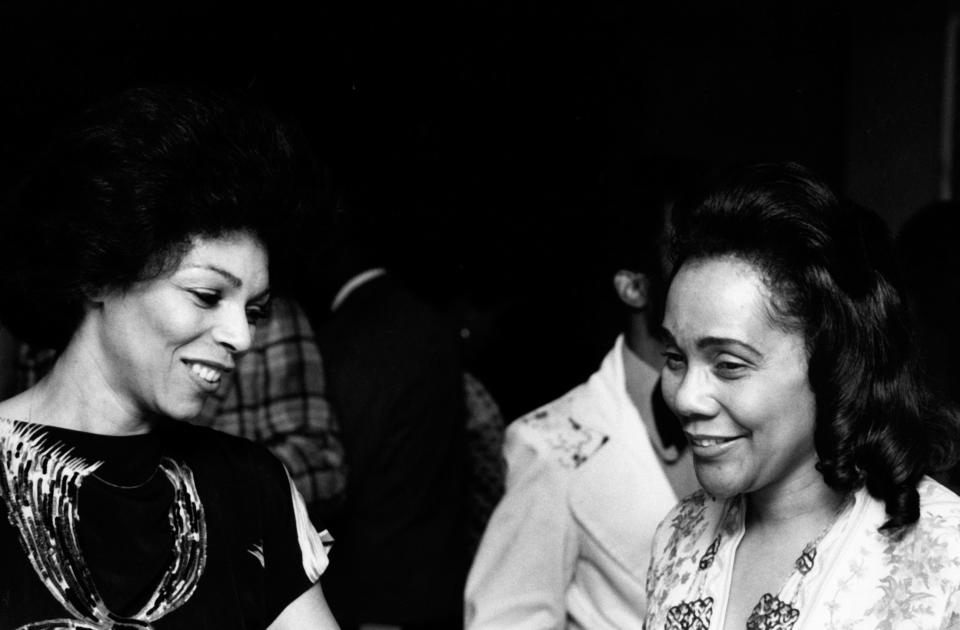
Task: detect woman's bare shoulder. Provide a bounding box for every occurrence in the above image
[0,389,34,422]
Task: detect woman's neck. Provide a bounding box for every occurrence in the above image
[24,328,154,436]
[746,468,846,531]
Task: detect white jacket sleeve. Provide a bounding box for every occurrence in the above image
[465,420,578,629]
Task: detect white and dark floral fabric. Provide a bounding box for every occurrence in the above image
[645,478,960,630]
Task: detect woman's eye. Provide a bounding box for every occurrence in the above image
[714,360,747,377]
[246,304,271,325]
[190,290,221,307]
[661,351,685,370]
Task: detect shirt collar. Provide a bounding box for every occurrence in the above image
[330,268,388,312]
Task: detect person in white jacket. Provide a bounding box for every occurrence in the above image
[465,163,701,629]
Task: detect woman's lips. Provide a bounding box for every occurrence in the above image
[685,433,747,458]
[182,359,231,392]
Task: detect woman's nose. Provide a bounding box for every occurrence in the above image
[667,368,719,420]
[212,305,254,355]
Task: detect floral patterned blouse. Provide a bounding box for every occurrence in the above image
[644,477,960,630]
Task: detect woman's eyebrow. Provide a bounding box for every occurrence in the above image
[182,264,270,302]
[184,263,242,288]
[697,336,762,358]
[658,327,762,358]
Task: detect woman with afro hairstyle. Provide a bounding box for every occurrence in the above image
[0,86,339,629]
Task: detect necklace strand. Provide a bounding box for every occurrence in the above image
[91,466,161,490]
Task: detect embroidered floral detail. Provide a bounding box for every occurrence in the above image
[520,410,609,469]
[722,497,744,536]
[698,535,721,570]
[665,597,713,630]
[646,492,712,614]
[670,492,711,544]
[746,593,800,630]
[650,482,960,630]
[860,508,960,630]
[941,590,960,630]
[795,542,817,575]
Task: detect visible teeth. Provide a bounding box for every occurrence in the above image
[189,363,221,384]
[691,437,734,447]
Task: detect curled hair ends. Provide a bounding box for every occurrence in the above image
[671,162,958,532]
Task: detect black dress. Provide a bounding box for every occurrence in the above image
[0,417,329,630]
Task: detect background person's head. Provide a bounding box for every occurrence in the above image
[661,162,957,532]
[0,85,321,352]
[602,157,704,327]
[595,156,708,366]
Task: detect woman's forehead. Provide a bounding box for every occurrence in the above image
[663,257,786,347]
[175,233,270,291]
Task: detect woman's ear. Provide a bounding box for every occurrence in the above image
[82,283,113,306]
[613,270,650,309]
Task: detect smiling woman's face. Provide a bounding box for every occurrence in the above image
[660,256,818,500]
[93,232,270,421]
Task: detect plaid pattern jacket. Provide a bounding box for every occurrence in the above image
[193,296,346,516]
[13,299,505,534]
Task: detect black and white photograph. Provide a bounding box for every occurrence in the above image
[0,3,958,629]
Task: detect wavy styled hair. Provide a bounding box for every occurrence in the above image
[670,162,959,533]
[0,85,324,350]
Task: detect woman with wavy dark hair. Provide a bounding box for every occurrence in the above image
[644,163,960,629]
[0,87,339,629]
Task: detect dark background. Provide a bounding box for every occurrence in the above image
[0,2,952,418]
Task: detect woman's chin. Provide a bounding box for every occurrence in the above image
[158,397,208,422]
[695,468,750,499]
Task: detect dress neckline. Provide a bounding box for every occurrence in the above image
[667,490,857,630]
[0,417,207,626]
[1,417,167,489]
